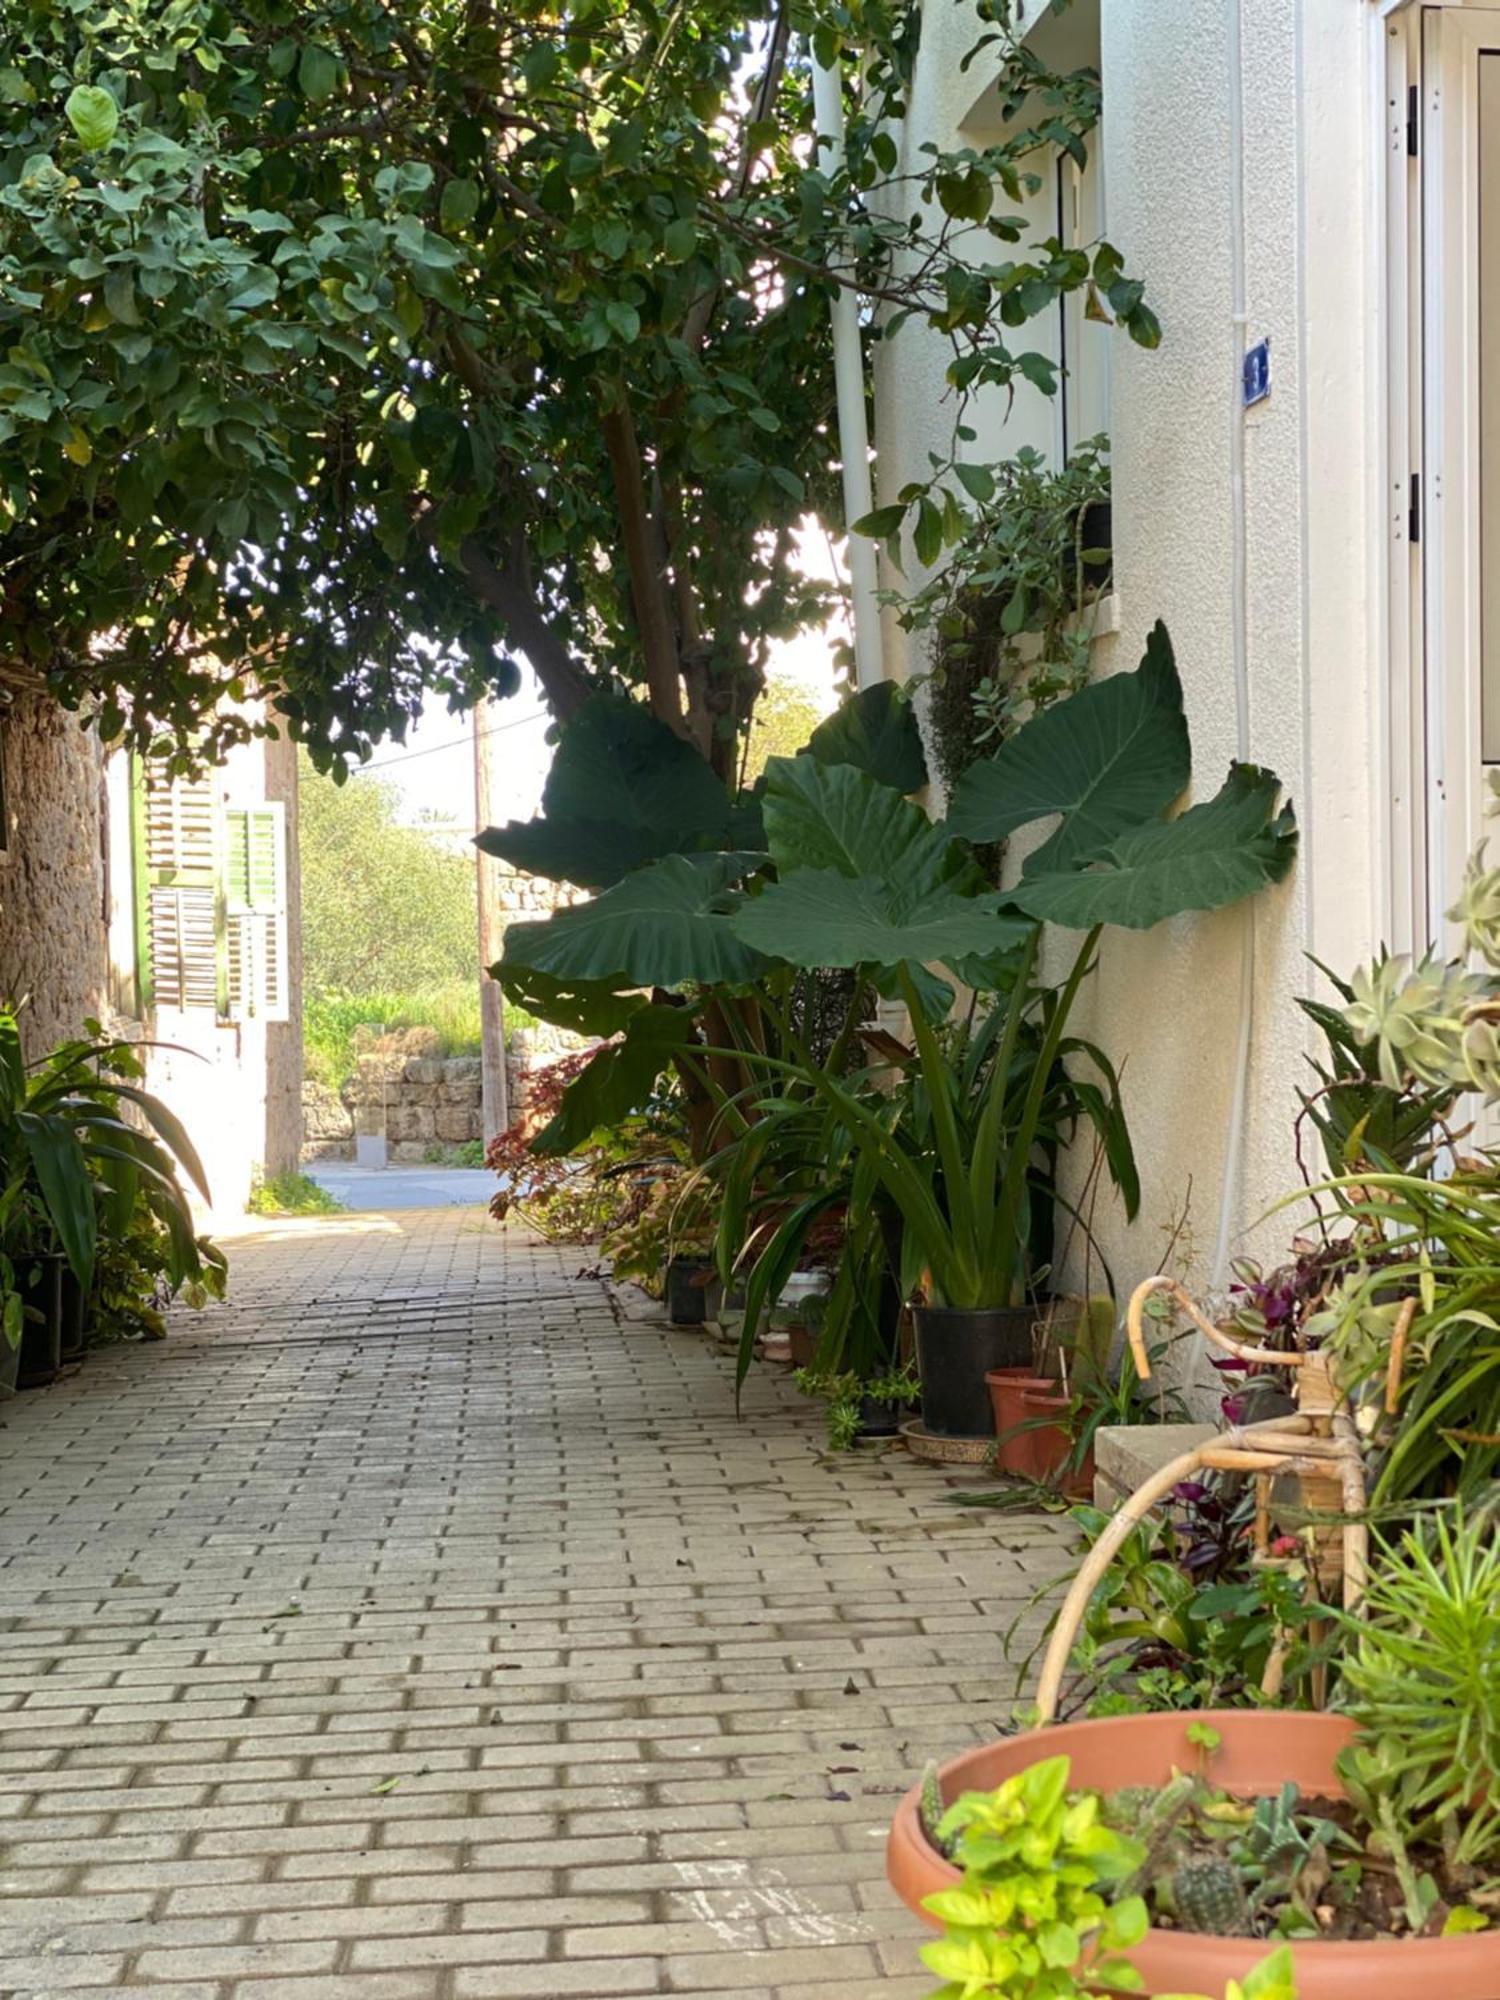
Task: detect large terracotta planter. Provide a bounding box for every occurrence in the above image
[887,1710,1500,1999]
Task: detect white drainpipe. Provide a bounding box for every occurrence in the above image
[811,52,886,691]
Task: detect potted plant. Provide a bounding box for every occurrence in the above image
[498,626,1296,1433]
[795,1358,921,1448]
[0,1008,222,1391]
[888,1508,1500,1996]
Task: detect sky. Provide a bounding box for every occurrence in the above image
[348,524,849,832]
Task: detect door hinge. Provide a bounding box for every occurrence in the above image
[1408,83,1419,158]
[1409,472,1421,545]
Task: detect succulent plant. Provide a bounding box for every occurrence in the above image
[1241,1782,1309,1879]
[1173,1857,1253,1937]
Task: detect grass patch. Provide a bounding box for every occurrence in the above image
[248,1171,346,1216]
[304,985,534,1089]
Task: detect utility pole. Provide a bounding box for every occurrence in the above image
[473,697,510,1143]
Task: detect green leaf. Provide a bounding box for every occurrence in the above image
[731,868,1024,974]
[298,44,339,101]
[103,266,139,327]
[502,853,767,988]
[17,1112,96,1288]
[439,178,479,229]
[1009,763,1298,931]
[530,1006,693,1154]
[851,503,907,538]
[948,620,1190,872]
[953,461,995,504]
[760,757,968,896]
[476,697,738,887]
[802,681,927,792]
[64,84,119,151]
[603,300,640,343]
[491,965,645,1039]
[662,217,696,262]
[913,497,944,567]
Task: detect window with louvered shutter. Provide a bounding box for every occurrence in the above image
[136,762,221,1013]
[223,804,289,1023]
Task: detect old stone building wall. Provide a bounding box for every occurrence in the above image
[0,687,110,1057]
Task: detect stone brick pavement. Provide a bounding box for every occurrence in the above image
[0,1209,1071,1997]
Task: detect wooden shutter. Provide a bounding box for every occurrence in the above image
[135,760,221,1013]
[222,804,289,1022]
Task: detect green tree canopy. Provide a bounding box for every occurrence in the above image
[298,751,478,996]
[0,1,1153,773]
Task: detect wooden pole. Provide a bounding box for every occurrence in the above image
[473,698,509,1143]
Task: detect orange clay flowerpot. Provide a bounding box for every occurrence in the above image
[1019,1386,1094,1497]
[887,1710,1500,2000]
[985,1370,1052,1472]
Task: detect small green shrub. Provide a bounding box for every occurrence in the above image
[422,1140,486,1168]
[248,1172,345,1216]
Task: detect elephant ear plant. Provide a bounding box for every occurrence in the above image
[0,1006,223,1357]
[496,623,1297,1414]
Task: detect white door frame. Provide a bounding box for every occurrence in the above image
[1421,5,1500,952]
[1381,2,1500,951]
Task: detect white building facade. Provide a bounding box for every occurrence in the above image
[872,0,1497,1378]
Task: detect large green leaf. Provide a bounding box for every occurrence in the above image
[476,697,737,888]
[803,680,927,792]
[731,868,1026,972]
[761,756,973,895]
[491,964,646,1038]
[1008,763,1298,931]
[530,1006,693,1155]
[501,853,768,988]
[947,621,1190,872]
[17,1110,96,1287]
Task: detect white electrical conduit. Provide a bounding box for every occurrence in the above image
[811,52,885,692]
[1212,0,1256,1293]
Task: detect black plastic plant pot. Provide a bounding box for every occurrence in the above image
[17,1254,64,1387]
[911,1303,1041,1438]
[857,1395,905,1439]
[666,1257,716,1326]
[59,1266,86,1362]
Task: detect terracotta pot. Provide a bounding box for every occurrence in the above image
[787,1322,818,1369]
[1020,1386,1094,1497]
[887,1711,1500,1999]
[985,1370,1053,1473]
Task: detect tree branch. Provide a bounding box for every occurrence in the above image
[457,537,594,721]
[599,397,692,743]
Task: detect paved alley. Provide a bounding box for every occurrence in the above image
[0,1209,1070,1998]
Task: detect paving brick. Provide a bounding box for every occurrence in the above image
[0,1211,1068,1997]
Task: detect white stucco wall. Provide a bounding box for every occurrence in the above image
[873,0,1388,1405]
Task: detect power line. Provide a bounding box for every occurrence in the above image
[350,707,546,773]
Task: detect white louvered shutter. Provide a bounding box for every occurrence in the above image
[222,804,289,1022]
[138,764,221,1012]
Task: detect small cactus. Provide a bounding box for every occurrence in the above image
[1243,1784,1308,1879]
[1173,1857,1253,1937]
[1116,1771,1199,1900]
[919,1762,952,1858]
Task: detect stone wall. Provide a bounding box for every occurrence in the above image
[302,1021,594,1164]
[0,686,110,1057]
[301,863,594,1163]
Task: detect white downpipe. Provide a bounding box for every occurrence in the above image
[811,54,885,691]
[1212,0,1256,1291]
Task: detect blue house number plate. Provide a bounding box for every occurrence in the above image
[1243,338,1271,407]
